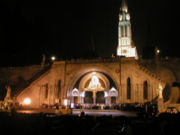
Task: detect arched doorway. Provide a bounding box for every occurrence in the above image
[84,91,93,104]
[68,71,118,106]
[109,87,118,104]
[72,88,79,104]
[80,72,108,105]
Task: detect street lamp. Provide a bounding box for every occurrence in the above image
[51,56,56,61]
[23,98,31,105]
[155,47,160,56]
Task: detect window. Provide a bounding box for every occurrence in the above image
[57,80,61,98]
[121,26,124,37]
[125,25,128,37]
[127,77,131,99]
[143,81,148,100]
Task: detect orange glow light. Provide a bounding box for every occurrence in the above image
[23,98,31,105]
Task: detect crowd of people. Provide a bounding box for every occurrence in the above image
[63,102,158,115]
[1,108,180,135]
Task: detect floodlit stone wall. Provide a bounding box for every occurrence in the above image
[15,58,167,107]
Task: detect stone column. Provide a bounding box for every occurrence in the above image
[105,96,110,105]
[81,97,84,104]
[93,91,96,104]
[79,95,84,104]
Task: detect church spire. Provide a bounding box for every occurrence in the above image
[117,0,138,59]
[121,0,128,13]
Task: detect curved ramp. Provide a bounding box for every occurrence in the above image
[167,87,180,104]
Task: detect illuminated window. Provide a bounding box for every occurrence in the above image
[119,15,122,21]
[143,81,148,100]
[127,77,131,99]
[126,14,130,20]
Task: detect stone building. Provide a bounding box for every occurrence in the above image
[0,0,180,110]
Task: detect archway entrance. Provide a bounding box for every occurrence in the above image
[111,97,116,104]
[82,72,107,105]
[96,91,105,104]
[84,91,93,104]
[68,71,118,106]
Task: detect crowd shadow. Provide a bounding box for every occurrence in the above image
[1,110,180,135]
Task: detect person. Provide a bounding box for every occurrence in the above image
[79,110,85,117]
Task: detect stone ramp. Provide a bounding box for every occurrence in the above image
[165,86,180,104]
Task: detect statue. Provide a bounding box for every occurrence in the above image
[88,75,102,90]
[5,85,11,100]
[158,84,163,99]
[3,85,13,112]
[157,84,165,113]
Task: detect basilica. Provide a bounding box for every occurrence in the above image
[0,0,180,112]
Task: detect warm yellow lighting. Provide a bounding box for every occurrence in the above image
[126,14,130,20]
[158,84,163,99]
[155,47,160,55]
[51,56,56,61]
[92,72,96,75]
[119,15,122,21]
[23,98,31,105]
[157,49,160,54]
[117,46,138,59]
[64,99,68,106]
[88,75,102,90]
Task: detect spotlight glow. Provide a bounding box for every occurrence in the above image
[23,98,31,105]
[51,56,56,61]
[64,99,68,106]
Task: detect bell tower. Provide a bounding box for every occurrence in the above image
[117,0,138,59]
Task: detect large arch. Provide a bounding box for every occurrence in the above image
[66,66,119,96]
[78,72,110,91]
[65,66,119,105]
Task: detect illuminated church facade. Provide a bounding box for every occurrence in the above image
[0,0,180,110]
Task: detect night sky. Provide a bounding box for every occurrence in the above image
[0,0,179,66]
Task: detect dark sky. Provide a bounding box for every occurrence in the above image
[0,0,179,66]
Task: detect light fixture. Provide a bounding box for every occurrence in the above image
[23,98,31,105]
[64,99,68,106]
[51,56,56,61]
[157,49,160,54]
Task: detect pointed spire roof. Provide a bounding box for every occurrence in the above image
[121,0,128,13]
